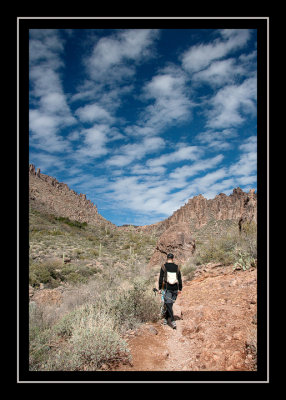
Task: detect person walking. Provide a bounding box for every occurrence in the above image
[158,253,182,329]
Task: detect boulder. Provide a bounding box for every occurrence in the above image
[148,222,195,268]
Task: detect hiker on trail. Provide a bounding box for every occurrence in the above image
[158,253,182,329]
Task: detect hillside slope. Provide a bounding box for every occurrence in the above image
[29,164,114,228]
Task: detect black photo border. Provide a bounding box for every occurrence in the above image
[17,16,269,384]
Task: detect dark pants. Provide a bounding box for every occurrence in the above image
[164,290,178,322]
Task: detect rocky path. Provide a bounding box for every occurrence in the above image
[115,264,257,372]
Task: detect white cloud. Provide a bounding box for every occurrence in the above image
[29,151,66,173]
[131,164,166,176]
[74,124,109,160]
[182,29,251,73]
[192,168,228,191]
[147,145,202,168]
[137,68,192,135]
[195,129,238,150]
[205,77,257,129]
[239,135,257,152]
[86,29,159,82]
[102,154,225,217]
[192,58,246,87]
[29,30,77,152]
[169,154,224,181]
[106,136,166,167]
[29,110,72,152]
[75,103,114,124]
[229,151,257,177]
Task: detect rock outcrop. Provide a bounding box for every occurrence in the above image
[148,222,196,268]
[239,189,257,232]
[141,188,256,237]
[146,188,256,269]
[29,164,115,227]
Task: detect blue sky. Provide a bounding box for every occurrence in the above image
[29,28,257,226]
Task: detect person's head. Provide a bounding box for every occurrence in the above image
[167,253,174,262]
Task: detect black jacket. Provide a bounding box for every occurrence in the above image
[158,262,182,291]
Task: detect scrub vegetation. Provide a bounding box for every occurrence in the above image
[29,209,256,371]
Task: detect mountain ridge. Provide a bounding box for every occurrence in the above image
[29,164,256,233]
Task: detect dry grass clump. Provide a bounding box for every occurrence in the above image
[30,303,131,371]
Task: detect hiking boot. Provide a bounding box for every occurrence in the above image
[163,318,168,325]
[171,321,176,329]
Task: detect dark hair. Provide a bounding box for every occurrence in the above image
[167,253,174,259]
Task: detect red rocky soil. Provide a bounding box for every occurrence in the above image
[115,264,257,372]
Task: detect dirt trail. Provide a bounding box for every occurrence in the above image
[115,264,257,371]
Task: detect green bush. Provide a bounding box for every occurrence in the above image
[66,272,87,285]
[111,278,161,331]
[55,216,87,229]
[29,262,62,287]
[194,237,236,266]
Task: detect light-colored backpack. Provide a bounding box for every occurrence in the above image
[162,264,180,285]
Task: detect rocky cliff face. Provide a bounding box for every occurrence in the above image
[141,188,256,236]
[29,164,115,227]
[145,188,257,268]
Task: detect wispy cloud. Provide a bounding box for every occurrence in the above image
[192,58,247,87]
[147,145,202,168]
[169,154,224,181]
[205,76,257,129]
[228,136,257,177]
[29,29,76,152]
[75,103,114,124]
[106,136,166,167]
[73,124,110,161]
[195,129,238,150]
[129,66,192,137]
[85,29,159,83]
[182,29,251,73]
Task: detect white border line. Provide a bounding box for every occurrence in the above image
[17,16,268,18]
[17,17,20,385]
[18,16,269,384]
[267,16,270,385]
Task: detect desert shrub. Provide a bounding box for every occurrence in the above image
[55,216,87,229]
[48,229,64,236]
[29,302,55,370]
[65,272,87,285]
[30,261,98,288]
[29,327,55,370]
[29,302,45,332]
[43,304,130,371]
[194,226,257,268]
[181,259,196,281]
[111,277,161,331]
[89,249,99,257]
[194,237,236,266]
[29,273,161,371]
[239,222,257,259]
[29,262,62,287]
